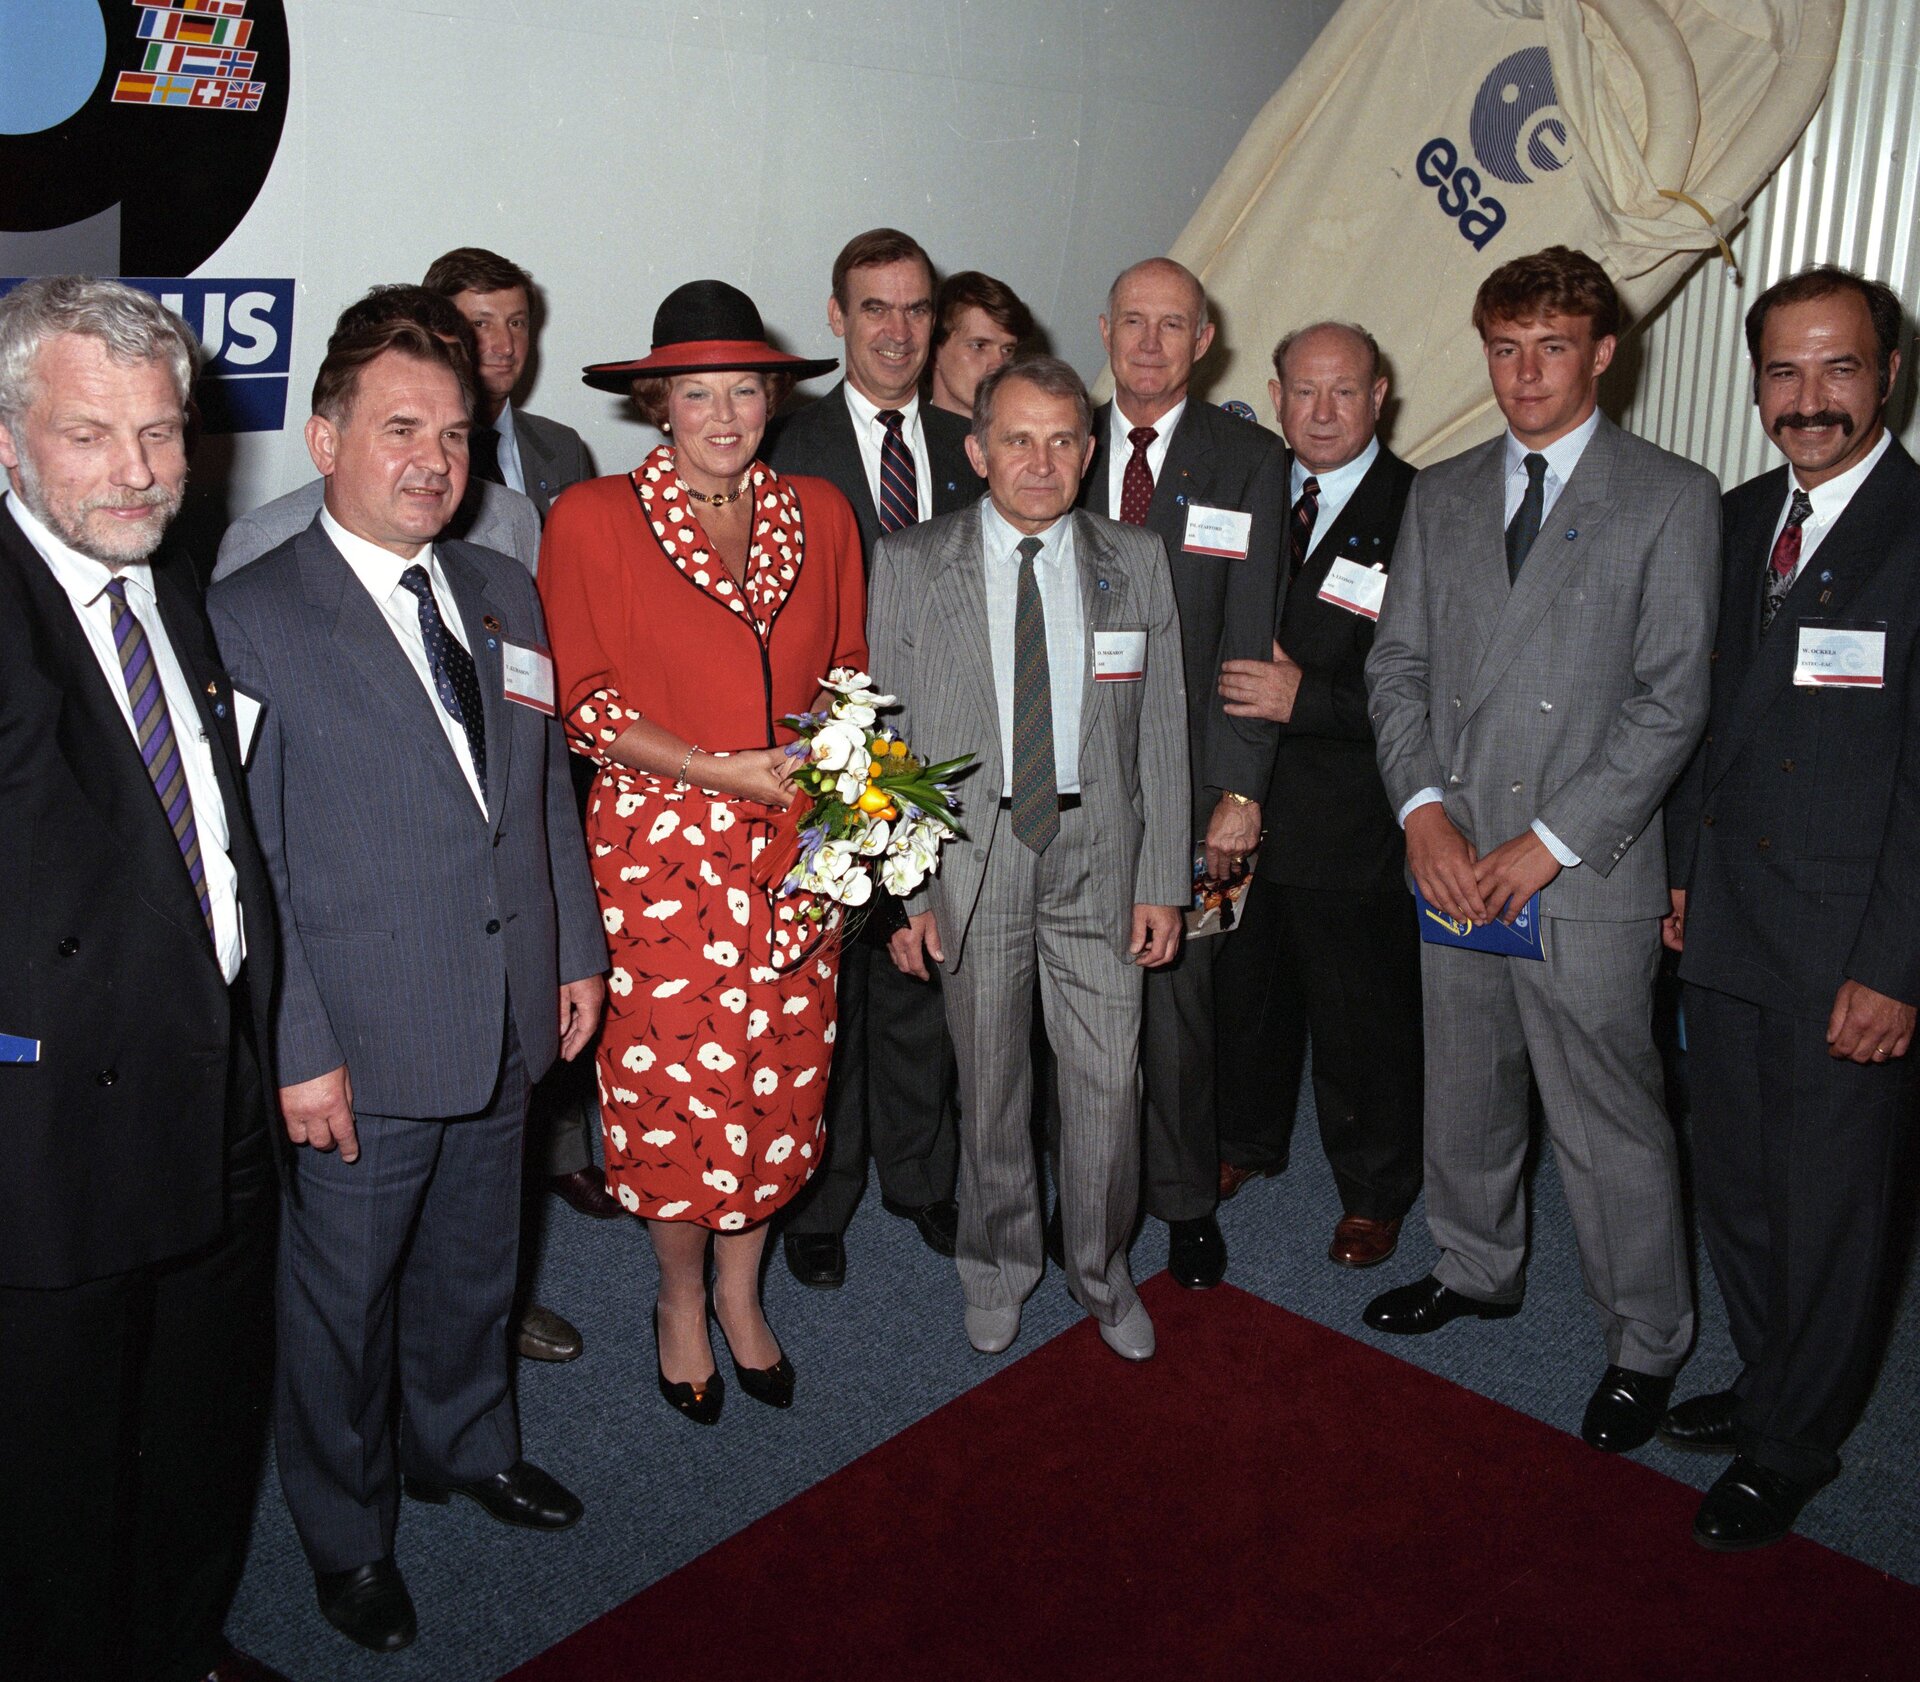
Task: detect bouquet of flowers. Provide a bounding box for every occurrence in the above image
[758,669,972,927]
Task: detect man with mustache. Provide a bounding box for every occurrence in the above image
[1662,265,1920,1550]
[769,229,982,1288]
[0,276,283,1681]
[208,315,607,1651]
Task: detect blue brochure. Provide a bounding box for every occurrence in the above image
[0,1032,40,1063]
[1414,886,1544,960]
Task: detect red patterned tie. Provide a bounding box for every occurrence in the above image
[1762,489,1813,634]
[1118,426,1156,525]
[1289,476,1320,581]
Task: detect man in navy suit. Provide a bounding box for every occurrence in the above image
[0,277,282,1682]
[768,228,983,1287]
[1664,265,1920,1549]
[209,316,607,1653]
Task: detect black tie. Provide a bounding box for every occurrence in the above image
[1505,452,1548,583]
[397,563,487,801]
[469,424,505,486]
[1289,476,1320,582]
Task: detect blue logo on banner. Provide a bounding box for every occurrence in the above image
[0,276,294,433]
[1469,48,1569,185]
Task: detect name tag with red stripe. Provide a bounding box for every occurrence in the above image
[502,640,558,713]
[1183,504,1252,559]
[1094,628,1147,681]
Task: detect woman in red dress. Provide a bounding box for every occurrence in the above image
[539,281,865,1422]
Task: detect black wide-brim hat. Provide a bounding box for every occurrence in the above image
[582,279,837,392]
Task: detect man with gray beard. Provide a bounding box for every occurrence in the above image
[0,276,286,1682]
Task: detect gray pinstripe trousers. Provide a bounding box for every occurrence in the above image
[940,808,1144,1326]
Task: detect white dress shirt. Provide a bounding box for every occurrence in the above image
[1769,427,1891,585]
[8,491,245,982]
[492,401,527,496]
[843,384,933,523]
[981,499,1085,796]
[321,506,487,814]
[1292,435,1380,566]
[1106,396,1187,517]
[1399,407,1604,868]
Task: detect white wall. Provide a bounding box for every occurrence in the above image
[204,0,1339,510]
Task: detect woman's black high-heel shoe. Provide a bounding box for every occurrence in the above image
[654,1308,723,1425]
[730,1351,795,1409]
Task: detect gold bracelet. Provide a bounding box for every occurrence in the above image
[675,744,699,791]
[1223,790,1253,807]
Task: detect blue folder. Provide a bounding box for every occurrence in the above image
[1414,886,1543,960]
[0,1032,40,1063]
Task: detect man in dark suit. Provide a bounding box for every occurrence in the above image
[0,277,283,1682]
[209,317,607,1653]
[1213,321,1423,1268]
[1663,265,1920,1550]
[768,228,983,1287]
[424,246,592,519]
[1078,257,1285,1288]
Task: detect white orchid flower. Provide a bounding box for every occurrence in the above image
[857,818,891,857]
[810,720,868,772]
[837,869,874,906]
[881,854,926,896]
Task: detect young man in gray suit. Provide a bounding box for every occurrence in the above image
[1079,258,1285,1290]
[872,357,1190,1362]
[1364,247,1719,1453]
[208,317,607,1655]
[423,246,592,519]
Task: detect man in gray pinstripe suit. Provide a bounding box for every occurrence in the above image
[208,317,607,1654]
[1363,248,1718,1452]
[871,357,1190,1362]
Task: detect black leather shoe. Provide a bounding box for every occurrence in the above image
[1044,1202,1065,1270]
[209,1646,298,1681]
[783,1231,846,1289]
[652,1307,722,1425]
[1167,1214,1227,1289]
[1363,1273,1521,1335]
[882,1195,959,1258]
[1659,1388,1740,1454]
[732,1352,796,1408]
[550,1167,622,1220]
[1693,1455,1823,1552]
[514,1301,582,1363]
[314,1557,416,1653]
[1581,1365,1675,1453]
[403,1459,583,1530]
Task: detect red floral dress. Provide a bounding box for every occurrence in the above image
[563,450,847,1230]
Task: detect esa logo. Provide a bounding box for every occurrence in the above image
[1416,47,1571,251]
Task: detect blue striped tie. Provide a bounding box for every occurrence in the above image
[876,409,918,535]
[104,579,215,944]
[1009,536,1059,853]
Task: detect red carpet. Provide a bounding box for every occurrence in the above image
[507,1278,1917,1682]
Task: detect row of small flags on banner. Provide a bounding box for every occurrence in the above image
[111,0,265,109]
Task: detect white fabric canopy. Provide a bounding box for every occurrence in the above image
[1165,0,1843,464]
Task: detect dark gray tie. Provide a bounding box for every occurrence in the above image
[1008,536,1059,854]
[1505,451,1548,583]
[397,563,487,800]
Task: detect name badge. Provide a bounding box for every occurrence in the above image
[1183,504,1253,560]
[0,1032,39,1064]
[1093,628,1147,681]
[502,639,558,714]
[1318,558,1388,621]
[232,686,264,766]
[1793,621,1886,689]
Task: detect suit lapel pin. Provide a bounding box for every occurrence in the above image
[1348,536,1360,547]
[215,702,228,718]
[1820,571,1834,584]
[483,614,502,632]
[1098,579,1110,591]
[204,679,219,696]
[1175,494,1186,506]
[1565,529,1578,540]
[1819,589,1834,605]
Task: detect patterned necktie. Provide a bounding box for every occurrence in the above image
[1505,451,1548,583]
[1762,489,1815,634]
[1289,476,1321,581]
[397,563,487,799]
[876,409,918,535]
[1009,536,1059,854]
[469,424,505,486]
[1119,426,1156,525]
[104,579,215,944]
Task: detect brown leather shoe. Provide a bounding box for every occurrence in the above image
[551,1167,622,1220]
[1218,1160,1281,1202]
[514,1302,583,1362]
[1329,1214,1401,1268]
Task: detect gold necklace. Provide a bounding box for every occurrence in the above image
[676,471,751,508]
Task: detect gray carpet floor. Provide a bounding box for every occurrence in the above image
[226,1079,1919,1680]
